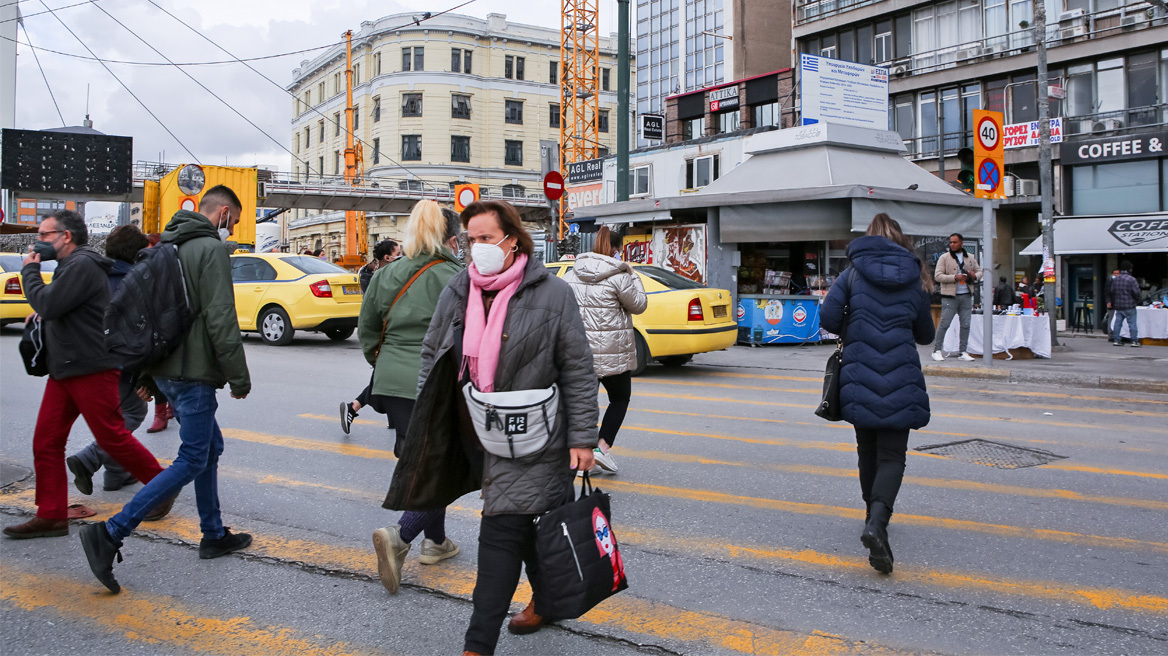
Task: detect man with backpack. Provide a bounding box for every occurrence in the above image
[5,211,167,540]
[81,185,253,593]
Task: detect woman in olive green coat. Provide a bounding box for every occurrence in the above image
[357,200,463,595]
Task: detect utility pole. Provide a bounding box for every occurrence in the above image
[1035,2,1059,346]
[616,0,630,202]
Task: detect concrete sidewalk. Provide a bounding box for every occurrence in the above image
[688,334,1168,393]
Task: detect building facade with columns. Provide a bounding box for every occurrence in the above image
[286,12,628,258]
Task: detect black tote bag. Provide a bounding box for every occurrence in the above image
[533,472,628,620]
[815,269,852,422]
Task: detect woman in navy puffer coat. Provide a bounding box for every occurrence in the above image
[821,214,935,575]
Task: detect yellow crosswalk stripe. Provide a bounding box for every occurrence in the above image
[0,564,379,656]
[638,378,1168,418]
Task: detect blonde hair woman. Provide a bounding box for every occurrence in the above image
[357,199,463,594]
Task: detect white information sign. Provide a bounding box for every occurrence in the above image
[799,53,889,129]
[1003,118,1064,149]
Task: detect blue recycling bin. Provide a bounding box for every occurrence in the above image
[736,295,822,345]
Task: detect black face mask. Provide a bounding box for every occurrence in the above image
[32,240,58,261]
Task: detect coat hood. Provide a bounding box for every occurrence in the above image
[109,259,133,277]
[67,245,114,274]
[846,235,923,292]
[161,209,220,245]
[571,252,632,283]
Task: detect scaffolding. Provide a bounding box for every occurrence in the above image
[559,0,601,239]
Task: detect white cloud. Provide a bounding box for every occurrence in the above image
[14,0,619,171]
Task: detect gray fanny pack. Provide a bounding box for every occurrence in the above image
[462,383,559,459]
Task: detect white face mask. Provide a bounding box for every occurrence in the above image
[215,210,232,241]
[471,236,509,275]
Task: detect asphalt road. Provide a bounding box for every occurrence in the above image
[2,328,1167,655]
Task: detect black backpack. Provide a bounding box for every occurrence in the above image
[104,243,192,372]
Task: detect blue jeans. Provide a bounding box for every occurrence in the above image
[1112,308,1138,343]
[107,379,225,543]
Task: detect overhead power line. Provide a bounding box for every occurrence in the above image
[0,31,344,65]
[0,0,99,24]
[143,0,480,179]
[91,2,306,168]
[35,0,200,162]
[19,19,65,125]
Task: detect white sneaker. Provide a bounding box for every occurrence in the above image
[959,352,975,362]
[418,537,459,565]
[931,350,945,362]
[593,448,618,474]
[372,525,410,594]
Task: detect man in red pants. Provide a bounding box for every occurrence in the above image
[4,210,169,539]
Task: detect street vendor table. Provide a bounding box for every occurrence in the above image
[943,313,1053,359]
[1117,307,1168,342]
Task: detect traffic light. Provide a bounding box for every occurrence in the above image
[956,147,975,193]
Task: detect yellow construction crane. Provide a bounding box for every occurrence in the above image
[337,29,368,270]
[559,0,601,239]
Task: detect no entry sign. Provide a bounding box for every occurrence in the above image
[543,171,564,201]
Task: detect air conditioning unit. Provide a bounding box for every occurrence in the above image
[1017,179,1040,196]
[1120,14,1145,29]
[1058,9,1085,21]
[1092,118,1125,132]
[1077,119,1096,135]
[982,45,997,56]
[957,46,983,61]
[1004,178,1016,197]
[892,64,910,77]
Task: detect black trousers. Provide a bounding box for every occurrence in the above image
[854,428,910,514]
[598,371,633,447]
[463,513,543,655]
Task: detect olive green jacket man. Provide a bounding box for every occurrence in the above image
[148,210,251,396]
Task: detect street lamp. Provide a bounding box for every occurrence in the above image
[700,30,732,40]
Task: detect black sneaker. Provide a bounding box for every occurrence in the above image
[79,522,123,593]
[199,528,252,560]
[66,456,94,496]
[340,402,357,435]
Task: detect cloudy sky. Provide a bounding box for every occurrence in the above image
[12,0,621,173]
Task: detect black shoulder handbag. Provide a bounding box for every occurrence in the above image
[533,472,628,620]
[815,269,852,421]
[19,315,49,377]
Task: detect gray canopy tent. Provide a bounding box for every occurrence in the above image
[587,123,987,241]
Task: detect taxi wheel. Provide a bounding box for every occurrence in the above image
[259,307,295,346]
[631,333,649,376]
[659,355,692,367]
[324,327,354,341]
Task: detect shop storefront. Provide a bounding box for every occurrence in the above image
[585,122,987,344]
[1021,129,1168,331]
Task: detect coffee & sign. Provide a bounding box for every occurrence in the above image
[1062,130,1166,165]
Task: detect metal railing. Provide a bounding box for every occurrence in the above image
[796,0,884,26]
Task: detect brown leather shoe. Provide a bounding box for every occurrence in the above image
[462,652,482,656]
[3,517,69,539]
[142,495,176,522]
[506,600,545,635]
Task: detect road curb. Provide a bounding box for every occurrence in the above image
[924,365,1168,393]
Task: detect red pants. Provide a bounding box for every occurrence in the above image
[33,369,163,520]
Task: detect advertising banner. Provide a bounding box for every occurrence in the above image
[799,54,889,129]
[1003,118,1063,149]
[566,158,604,184]
[622,235,653,264]
[652,225,706,284]
[565,182,604,213]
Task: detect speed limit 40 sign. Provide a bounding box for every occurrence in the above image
[973,109,1005,200]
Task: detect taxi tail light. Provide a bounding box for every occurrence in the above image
[688,298,704,321]
[4,278,21,294]
[309,280,333,298]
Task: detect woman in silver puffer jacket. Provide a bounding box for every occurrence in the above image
[563,226,647,474]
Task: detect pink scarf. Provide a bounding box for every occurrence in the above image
[463,253,528,392]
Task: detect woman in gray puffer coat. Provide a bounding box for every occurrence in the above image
[563,226,647,474]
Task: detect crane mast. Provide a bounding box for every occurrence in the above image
[338,29,368,270]
[559,0,601,239]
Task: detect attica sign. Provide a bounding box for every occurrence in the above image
[1062,130,1166,165]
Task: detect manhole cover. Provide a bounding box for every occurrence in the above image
[915,439,1066,469]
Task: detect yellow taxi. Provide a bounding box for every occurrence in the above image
[1,254,55,326]
[546,260,736,374]
[229,253,362,345]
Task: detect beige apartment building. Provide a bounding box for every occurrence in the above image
[286,12,627,257]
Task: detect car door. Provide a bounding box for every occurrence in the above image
[230,256,278,330]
